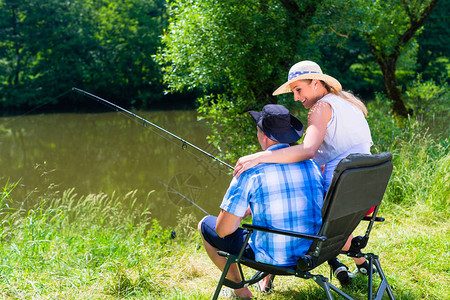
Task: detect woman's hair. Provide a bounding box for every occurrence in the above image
[321,81,368,116]
[300,79,368,116]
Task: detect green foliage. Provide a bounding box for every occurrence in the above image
[404,75,450,117]
[0,0,167,111]
[0,0,95,107]
[197,93,260,161]
[156,0,306,161]
[331,0,435,60]
[315,0,440,117]
[157,0,296,94]
[0,0,446,118]
[386,132,449,210]
[367,96,449,212]
[158,0,445,158]
[89,0,167,106]
[416,0,450,79]
[367,94,417,153]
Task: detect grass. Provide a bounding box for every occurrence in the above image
[0,100,448,299]
[1,191,447,299]
[0,155,448,299]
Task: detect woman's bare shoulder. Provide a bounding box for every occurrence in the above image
[308,100,332,123]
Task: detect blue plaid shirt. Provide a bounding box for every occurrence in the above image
[220,144,324,266]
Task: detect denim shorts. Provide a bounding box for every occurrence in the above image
[200,215,255,260]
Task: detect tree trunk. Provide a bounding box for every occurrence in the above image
[378,56,409,117]
[367,0,439,118]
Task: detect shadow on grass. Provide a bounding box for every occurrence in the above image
[339,274,420,300]
[271,285,331,299]
[262,275,420,300]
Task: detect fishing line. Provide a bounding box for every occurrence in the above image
[72,87,234,171]
[147,128,229,177]
[1,89,72,126]
[158,180,209,215]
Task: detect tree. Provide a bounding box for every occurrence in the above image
[157,0,323,160]
[415,0,450,81]
[0,0,99,109]
[342,0,440,117]
[0,0,35,106]
[89,0,168,106]
[158,0,443,162]
[0,0,168,112]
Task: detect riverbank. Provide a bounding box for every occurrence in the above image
[0,184,448,299]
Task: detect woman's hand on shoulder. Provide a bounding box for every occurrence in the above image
[233,152,264,178]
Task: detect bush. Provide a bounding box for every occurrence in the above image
[367,95,449,212]
[404,74,449,118]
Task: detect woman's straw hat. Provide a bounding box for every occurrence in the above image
[273,60,342,95]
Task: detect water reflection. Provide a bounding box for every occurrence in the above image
[0,111,232,227]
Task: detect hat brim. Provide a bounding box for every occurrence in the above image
[273,73,342,96]
[249,111,304,144]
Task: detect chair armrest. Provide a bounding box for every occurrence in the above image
[242,223,327,242]
[362,216,385,222]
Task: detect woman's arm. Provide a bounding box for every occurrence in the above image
[233,101,331,177]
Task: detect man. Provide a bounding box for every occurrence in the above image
[198,104,325,298]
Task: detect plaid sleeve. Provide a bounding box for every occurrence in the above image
[220,172,255,217]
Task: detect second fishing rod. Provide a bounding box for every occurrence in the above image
[72,87,234,171]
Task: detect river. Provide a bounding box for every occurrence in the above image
[0,111,232,227]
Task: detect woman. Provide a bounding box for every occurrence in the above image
[234,60,373,287]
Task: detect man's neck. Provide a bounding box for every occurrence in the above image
[262,140,278,151]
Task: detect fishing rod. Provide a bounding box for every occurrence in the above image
[72,87,234,170]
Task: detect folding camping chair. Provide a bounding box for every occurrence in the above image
[212,152,395,300]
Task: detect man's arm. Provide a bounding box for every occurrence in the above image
[216,209,244,238]
[243,206,252,218]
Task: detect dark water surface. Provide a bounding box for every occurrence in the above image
[0,111,232,227]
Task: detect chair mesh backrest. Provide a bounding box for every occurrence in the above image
[309,152,393,266]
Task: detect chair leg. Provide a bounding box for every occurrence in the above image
[365,254,395,300]
[368,255,374,299]
[312,274,354,300]
[212,256,234,300]
[373,256,395,300]
[312,275,335,299]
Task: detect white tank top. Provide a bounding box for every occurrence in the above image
[313,93,373,166]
